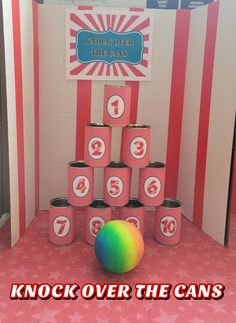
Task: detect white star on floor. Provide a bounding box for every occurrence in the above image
[68,312,84,323]
[152,309,178,323]
[32,306,61,323]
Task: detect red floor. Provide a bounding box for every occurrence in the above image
[0,211,236,323]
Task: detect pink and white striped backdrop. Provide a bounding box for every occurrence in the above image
[2,0,39,246]
[2,0,236,246]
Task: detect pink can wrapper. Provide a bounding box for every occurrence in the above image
[154,199,182,245]
[121,124,150,167]
[49,198,75,246]
[103,85,131,127]
[86,200,112,245]
[104,161,131,207]
[68,161,94,207]
[138,162,166,206]
[84,123,111,167]
[119,199,145,236]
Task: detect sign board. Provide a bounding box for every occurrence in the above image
[66,9,153,80]
[181,0,213,9]
[147,0,179,9]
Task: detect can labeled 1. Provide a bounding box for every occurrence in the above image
[121,124,150,167]
[68,161,94,207]
[86,199,112,245]
[104,161,131,207]
[154,199,182,246]
[49,198,75,246]
[103,85,131,127]
[138,161,166,206]
[119,199,145,236]
[84,123,111,167]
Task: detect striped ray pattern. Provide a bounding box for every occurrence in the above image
[66,9,153,80]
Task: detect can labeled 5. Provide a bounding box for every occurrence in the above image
[104,161,131,207]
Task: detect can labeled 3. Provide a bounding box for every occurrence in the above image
[121,124,150,167]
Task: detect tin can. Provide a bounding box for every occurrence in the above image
[119,199,145,236]
[86,199,112,245]
[103,85,131,127]
[138,162,166,206]
[121,124,150,167]
[67,161,94,207]
[49,198,75,246]
[104,161,131,207]
[84,123,111,167]
[154,198,182,245]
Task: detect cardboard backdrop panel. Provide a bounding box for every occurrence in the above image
[38,1,236,245]
[2,0,236,246]
[178,0,236,245]
[2,0,37,246]
[38,5,188,210]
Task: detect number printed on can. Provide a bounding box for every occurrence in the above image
[160,216,177,237]
[89,216,105,237]
[144,176,161,198]
[130,136,147,159]
[88,137,106,160]
[125,216,140,230]
[107,176,123,198]
[73,175,90,197]
[107,95,125,119]
[53,216,71,238]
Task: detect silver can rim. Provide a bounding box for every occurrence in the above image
[108,161,128,168]
[160,198,182,209]
[105,85,132,88]
[68,160,90,168]
[147,161,166,168]
[124,198,144,208]
[89,199,111,209]
[88,123,110,128]
[126,124,150,129]
[50,197,72,208]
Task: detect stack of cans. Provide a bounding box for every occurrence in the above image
[49,85,182,247]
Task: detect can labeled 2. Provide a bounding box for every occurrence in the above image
[154,199,182,246]
[119,199,145,236]
[103,85,131,127]
[49,198,75,246]
[68,161,94,207]
[84,123,111,167]
[86,199,112,245]
[121,124,150,167]
[138,161,166,206]
[104,161,131,207]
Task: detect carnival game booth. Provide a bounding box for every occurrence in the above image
[2,0,235,247]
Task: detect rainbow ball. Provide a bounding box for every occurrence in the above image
[94,220,144,274]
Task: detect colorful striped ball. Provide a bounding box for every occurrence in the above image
[94,220,144,274]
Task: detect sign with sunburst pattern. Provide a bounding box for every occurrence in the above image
[66,8,153,80]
